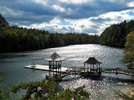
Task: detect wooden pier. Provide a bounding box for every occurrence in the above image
[25,64,68,73]
[25,64,82,81]
[25,64,101,80]
[25,52,134,81]
[25,65,134,76]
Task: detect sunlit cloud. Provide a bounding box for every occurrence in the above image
[53,5,65,12]
[127,1,134,7]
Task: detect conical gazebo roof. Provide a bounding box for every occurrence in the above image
[84,57,102,64]
[44,52,66,61]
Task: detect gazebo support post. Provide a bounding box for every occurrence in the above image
[56,62,57,78]
[84,63,85,72]
[49,61,50,80]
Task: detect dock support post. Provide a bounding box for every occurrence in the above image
[116,68,118,75]
[84,63,85,72]
[75,68,76,75]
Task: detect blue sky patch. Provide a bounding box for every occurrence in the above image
[43,22,73,26]
[57,22,73,25]
[127,11,134,16]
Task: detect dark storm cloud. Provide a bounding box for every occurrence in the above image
[84,28,98,34]
[59,0,134,19]
[81,25,85,28]
[1,0,134,25]
[0,0,63,25]
[90,18,111,23]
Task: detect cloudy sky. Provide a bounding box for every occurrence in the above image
[1,0,134,35]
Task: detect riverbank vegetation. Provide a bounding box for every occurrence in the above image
[100,20,134,48]
[0,24,99,53]
[0,68,10,100]
[124,31,134,68]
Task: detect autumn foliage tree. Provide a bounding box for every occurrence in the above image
[124,31,134,63]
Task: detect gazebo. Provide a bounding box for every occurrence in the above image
[82,57,102,77]
[44,52,66,81]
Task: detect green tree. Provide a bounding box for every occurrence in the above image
[0,69,10,100]
[11,79,91,100]
[124,31,134,63]
[0,25,100,53]
[100,20,134,48]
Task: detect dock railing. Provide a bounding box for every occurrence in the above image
[102,67,134,76]
[66,67,82,75]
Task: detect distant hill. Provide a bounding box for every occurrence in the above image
[100,20,134,48]
[0,14,9,25]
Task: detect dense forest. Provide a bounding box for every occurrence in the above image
[0,25,100,52]
[100,20,134,48]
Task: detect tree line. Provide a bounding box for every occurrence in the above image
[100,20,134,48]
[0,25,100,53]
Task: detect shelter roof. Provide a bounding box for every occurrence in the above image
[44,52,66,61]
[84,57,102,64]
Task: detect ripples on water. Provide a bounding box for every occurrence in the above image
[0,44,133,99]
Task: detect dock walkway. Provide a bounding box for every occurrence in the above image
[25,64,81,75]
[25,65,134,76]
[25,64,68,73]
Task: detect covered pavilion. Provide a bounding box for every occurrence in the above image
[82,57,102,76]
[44,52,66,81]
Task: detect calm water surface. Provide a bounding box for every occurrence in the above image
[0,44,134,100]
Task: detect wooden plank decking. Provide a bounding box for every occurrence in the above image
[25,64,68,73]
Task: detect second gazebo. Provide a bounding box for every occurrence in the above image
[44,52,66,81]
[81,57,102,77]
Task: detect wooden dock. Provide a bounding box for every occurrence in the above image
[25,65,134,80]
[25,65,81,81]
[25,64,69,73]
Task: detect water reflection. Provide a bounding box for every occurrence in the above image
[0,44,133,99]
[60,77,130,100]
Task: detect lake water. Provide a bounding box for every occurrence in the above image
[0,44,134,99]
